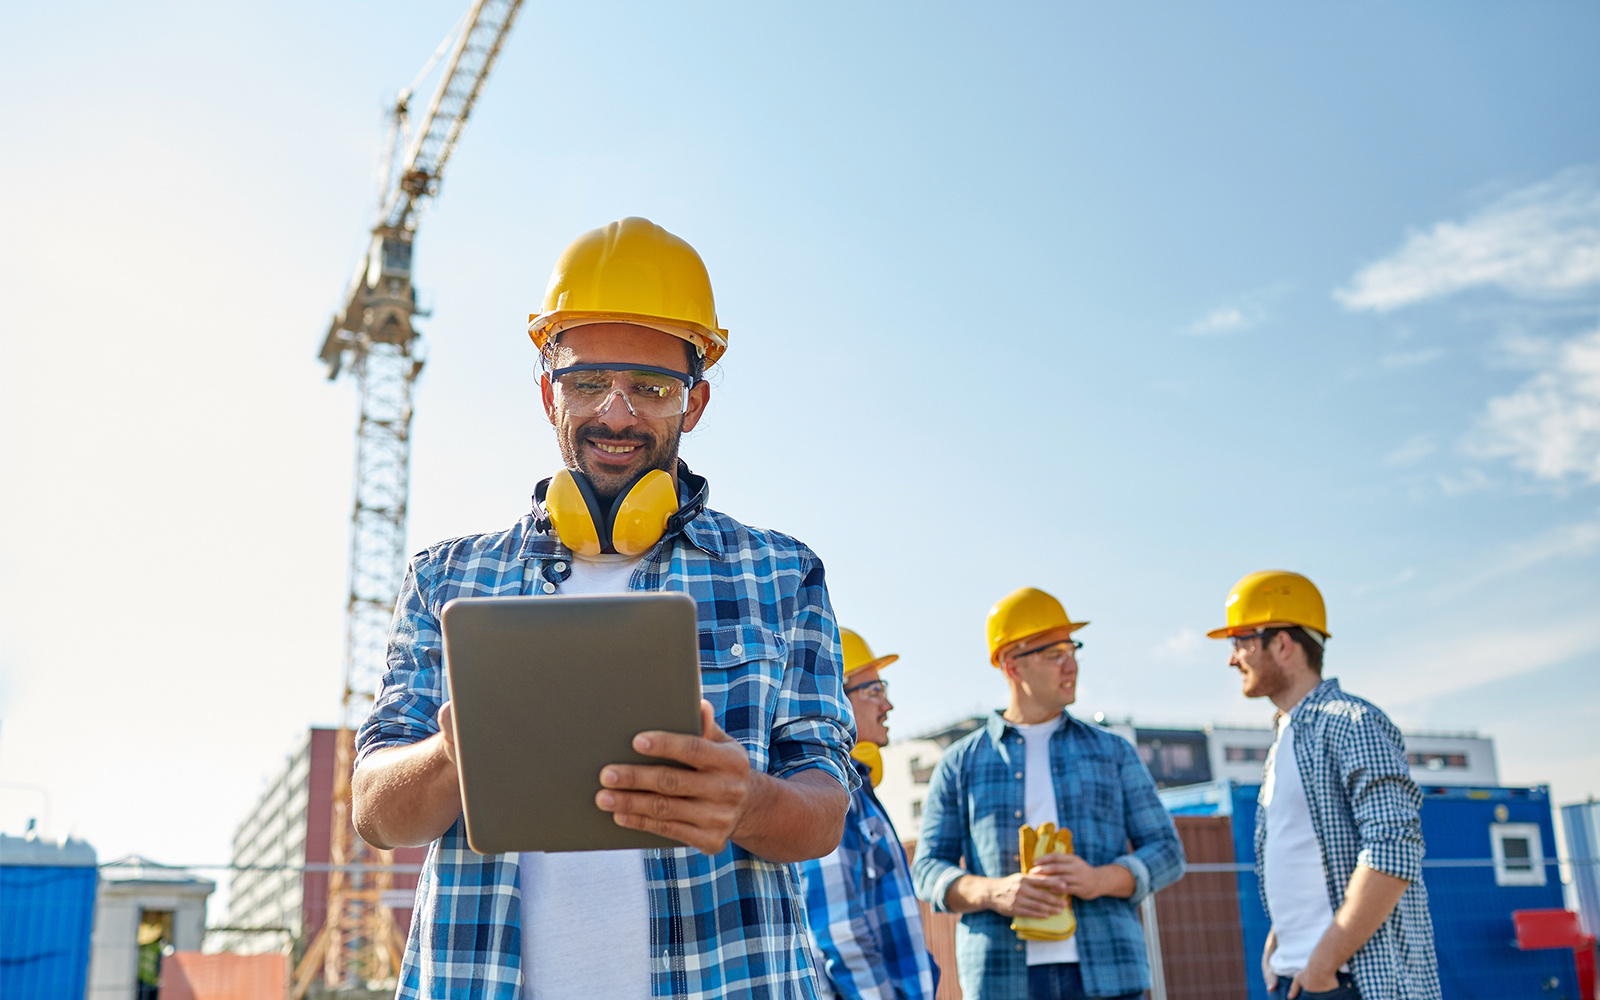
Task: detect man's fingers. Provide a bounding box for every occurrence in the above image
[600,762,737,800]
[610,810,728,855]
[630,728,746,771]
[595,787,736,827]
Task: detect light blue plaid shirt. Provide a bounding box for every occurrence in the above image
[796,760,937,1000]
[1256,678,1440,1000]
[356,500,858,999]
[912,711,1185,999]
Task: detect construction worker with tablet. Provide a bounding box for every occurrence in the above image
[348,217,857,999]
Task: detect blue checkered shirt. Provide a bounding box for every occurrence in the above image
[911,711,1185,998]
[1255,678,1440,1000]
[356,505,858,999]
[796,761,937,1000]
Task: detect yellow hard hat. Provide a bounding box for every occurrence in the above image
[840,628,899,679]
[528,217,729,366]
[986,587,1088,666]
[1206,570,1330,640]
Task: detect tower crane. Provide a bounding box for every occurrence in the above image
[295,2,522,995]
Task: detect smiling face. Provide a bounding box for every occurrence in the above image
[540,323,711,501]
[998,626,1080,715]
[845,665,893,747]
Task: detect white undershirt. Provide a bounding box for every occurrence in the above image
[1015,714,1080,966]
[1262,713,1336,975]
[519,552,650,1000]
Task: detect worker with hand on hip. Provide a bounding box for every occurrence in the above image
[912,587,1184,1000]
[1213,571,1439,1000]
[346,217,856,1000]
[797,628,940,1000]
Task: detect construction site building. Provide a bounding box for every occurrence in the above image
[208,728,425,958]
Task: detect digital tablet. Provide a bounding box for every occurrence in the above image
[440,592,703,854]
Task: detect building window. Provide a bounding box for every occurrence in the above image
[911,800,923,820]
[1225,746,1270,762]
[1408,752,1468,770]
[1490,822,1546,886]
[909,756,935,785]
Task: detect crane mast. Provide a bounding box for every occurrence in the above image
[296,2,522,995]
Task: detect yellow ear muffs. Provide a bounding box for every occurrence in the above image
[850,742,884,788]
[544,468,681,558]
[609,469,679,557]
[545,469,606,557]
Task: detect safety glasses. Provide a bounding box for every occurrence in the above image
[843,679,890,701]
[1014,639,1082,664]
[551,364,695,418]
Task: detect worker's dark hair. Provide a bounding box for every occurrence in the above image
[541,332,705,385]
[1264,626,1324,673]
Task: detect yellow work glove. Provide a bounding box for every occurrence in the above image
[1010,822,1077,942]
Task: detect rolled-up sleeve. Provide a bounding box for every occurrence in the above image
[912,753,969,913]
[1341,710,1424,882]
[1112,738,1186,905]
[770,558,858,792]
[354,554,444,766]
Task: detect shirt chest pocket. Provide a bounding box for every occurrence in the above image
[698,625,787,770]
[856,810,898,880]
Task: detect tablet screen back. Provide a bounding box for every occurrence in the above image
[441,592,702,854]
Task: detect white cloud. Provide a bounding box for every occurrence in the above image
[1369,616,1600,707]
[1336,167,1600,312]
[1381,348,1447,369]
[1186,305,1258,335]
[1354,568,1416,596]
[1431,512,1600,601]
[1472,327,1600,483]
[1151,627,1208,662]
[1384,434,1435,468]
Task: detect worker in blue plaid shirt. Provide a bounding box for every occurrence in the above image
[797,629,939,1000]
[913,587,1185,1000]
[1209,571,1439,1000]
[349,219,857,999]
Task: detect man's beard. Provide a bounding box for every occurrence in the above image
[563,421,683,503]
[1241,653,1286,699]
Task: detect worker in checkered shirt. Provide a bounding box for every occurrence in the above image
[1211,571,1440,1000]
[349,218,857,999]
[796,629,940,999]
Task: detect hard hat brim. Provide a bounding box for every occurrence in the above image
[529,311,728,366]
[844,653,898,679]
[1207,622,1331,640]
[989,620,1089,666]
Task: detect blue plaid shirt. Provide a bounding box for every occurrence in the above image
[912,711,1184,998]
[1256,678,1439,1000]
[356,503,858,999]
[796,760,937,1000]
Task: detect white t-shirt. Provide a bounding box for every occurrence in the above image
[1015,714,1080,966]
[1262,713,1336,975]
[519,552,650,1000]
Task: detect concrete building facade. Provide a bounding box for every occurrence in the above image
[88,857,214,1000]
[208,728,424,958]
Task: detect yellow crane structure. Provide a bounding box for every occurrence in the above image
[296,2,523,994]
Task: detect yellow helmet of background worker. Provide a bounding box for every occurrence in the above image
[1206,570,1330,640]
[840,628,899,679]
[528,217,729,366]
[986,587,1089,666]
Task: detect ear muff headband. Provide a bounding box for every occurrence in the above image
[544,468,682,557]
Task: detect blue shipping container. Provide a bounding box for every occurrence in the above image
[1226,783,1578,1000]
[0,835,98,1000]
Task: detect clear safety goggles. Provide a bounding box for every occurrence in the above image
[550,364,695,419]
[1013,639,1082,665]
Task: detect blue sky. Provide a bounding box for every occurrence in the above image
[2,1,1597,874]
